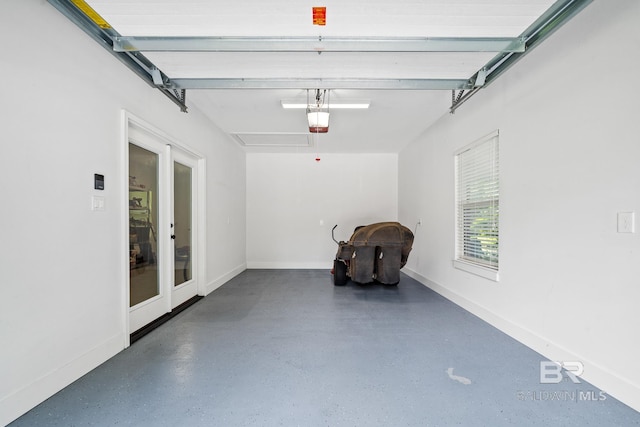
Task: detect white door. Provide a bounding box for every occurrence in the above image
[128,134,170,333]
[170,148,199,308]
[127,123,200,334]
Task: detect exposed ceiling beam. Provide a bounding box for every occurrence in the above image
[169,78,474,91]
[450,0,593,113]
[48,0,593,114]
[113,36,526,53]
[46,0,188,112]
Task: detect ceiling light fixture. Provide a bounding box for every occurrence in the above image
[307,89,330,133]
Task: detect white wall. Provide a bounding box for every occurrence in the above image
[247,153,398,268]
[398,0,640,412]
[0,2,246,424]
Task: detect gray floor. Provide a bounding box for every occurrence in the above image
[11,270,640,426]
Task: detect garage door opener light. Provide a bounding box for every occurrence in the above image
[307,89,330,133]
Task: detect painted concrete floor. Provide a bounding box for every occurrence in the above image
[11,270,640,426]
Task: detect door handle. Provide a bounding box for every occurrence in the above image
[171,235,176,239]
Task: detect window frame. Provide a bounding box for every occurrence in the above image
[453,130,500,282]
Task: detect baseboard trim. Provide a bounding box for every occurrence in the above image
[246,262,332,269]
[0,333,124,426]
[204,263,246,295]
[403,268,640,413]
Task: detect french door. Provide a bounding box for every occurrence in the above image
[170,148,199,308]
[127,121,200,335]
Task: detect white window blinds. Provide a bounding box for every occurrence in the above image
[455,131,499,273]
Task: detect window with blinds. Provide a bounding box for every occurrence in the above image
[454,131,499,278]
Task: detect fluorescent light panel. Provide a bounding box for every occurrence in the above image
[281,100,370,109]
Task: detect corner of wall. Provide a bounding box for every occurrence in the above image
[205,263,247,295]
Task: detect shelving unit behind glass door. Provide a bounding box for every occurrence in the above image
[129,186,155,272]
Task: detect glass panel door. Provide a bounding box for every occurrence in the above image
[128,133,170,334]
[170,148,199,308]
[173,161,192,287]
[125,117,200,335]
[129,143,159,306]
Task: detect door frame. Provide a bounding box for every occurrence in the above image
[121,111,206,347]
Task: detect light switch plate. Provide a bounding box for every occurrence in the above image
[92,196,105,211]
[617,212,634,233]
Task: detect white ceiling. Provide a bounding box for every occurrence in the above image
[84,0,558,153]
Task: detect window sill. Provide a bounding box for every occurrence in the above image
[453,260,500,282]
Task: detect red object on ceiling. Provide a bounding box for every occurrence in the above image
[312,7,326,26]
